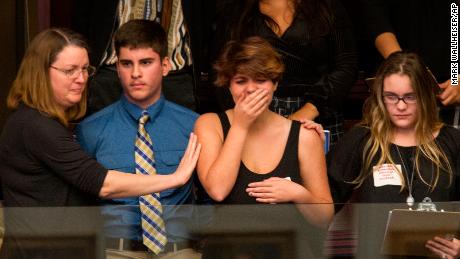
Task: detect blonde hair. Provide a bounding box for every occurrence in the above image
[354,51,452,191]
[214,36,284,87]
[7,28,88,127]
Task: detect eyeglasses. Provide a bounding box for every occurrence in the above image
[383,93,417,104]
[50,65,96,79]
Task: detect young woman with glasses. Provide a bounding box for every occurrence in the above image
[327,51,460,258]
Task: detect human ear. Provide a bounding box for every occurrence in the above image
[161,57,171,76]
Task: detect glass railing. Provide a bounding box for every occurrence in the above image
[1,202,459,258]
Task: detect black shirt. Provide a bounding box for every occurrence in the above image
[247,0,358,117]
[327,126,460,205]
[327,125,460,258]
[361,0,452,81]
[217,113,302,204]
[0,104,108,207]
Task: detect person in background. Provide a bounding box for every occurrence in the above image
[72,0,197,115]
[214,0,358,146]
[328,51,460,258]
[76,20,201,259]
[195,36,333,227]
[0,27,200,258]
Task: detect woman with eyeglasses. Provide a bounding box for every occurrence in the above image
[0,28,200,208]
[327,51,460,258]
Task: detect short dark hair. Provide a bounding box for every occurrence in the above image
[114,19,167,59]
[214,36,284,87]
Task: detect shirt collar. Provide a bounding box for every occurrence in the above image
[120,95,166,123]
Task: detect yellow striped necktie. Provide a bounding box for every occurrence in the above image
[135,110,167,254]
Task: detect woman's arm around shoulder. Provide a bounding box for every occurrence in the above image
[99,133,201,198]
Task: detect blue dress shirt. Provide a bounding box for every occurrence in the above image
[76,95,198,242]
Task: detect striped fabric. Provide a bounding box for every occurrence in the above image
[104,0,192,71]
[135,110,167,254]
[167,0,191,70]
[270,95,344,146]
[324,204,357,257]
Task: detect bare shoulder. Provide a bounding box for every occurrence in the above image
[194,113,224,138]
[195,113,220,129]
[298,124,325,165]
[298,125,322,146]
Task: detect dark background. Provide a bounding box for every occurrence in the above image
[0,0,373,132]
[0,0,73,131]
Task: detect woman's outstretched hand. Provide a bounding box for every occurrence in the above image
[174,133,201,185]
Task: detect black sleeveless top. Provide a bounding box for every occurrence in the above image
[217,113,302,204]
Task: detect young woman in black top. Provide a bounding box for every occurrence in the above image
[215,0,358,146]
[195,36,333,228]
[328,51,460,258]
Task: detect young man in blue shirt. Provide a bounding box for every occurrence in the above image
[76,19,201,259]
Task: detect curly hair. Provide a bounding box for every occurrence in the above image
[214,36,284,87]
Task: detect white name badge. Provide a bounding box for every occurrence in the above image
[373,164,403,187]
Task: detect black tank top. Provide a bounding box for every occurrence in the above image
[217,113,302,204]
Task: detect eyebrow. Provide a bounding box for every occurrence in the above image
[383,91,415,95]
[52,64,86,69]
[141,57,155,61]
[118,57,155,63]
